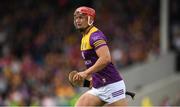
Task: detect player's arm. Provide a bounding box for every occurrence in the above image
[75,45,111,79]
[85,45,111,75]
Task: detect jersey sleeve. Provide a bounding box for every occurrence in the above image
[90,31,108,50]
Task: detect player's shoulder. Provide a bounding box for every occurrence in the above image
[90,28,106,41]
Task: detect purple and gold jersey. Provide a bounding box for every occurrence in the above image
[81,26,122,88]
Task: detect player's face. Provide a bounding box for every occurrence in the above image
[74,13,89,30]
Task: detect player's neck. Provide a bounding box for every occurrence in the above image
[82,25,93,35]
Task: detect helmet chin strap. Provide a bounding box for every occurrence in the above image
[88,16,94,26]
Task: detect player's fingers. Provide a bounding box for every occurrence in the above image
[73,74,80,82]
[72,74,76,82]
[77,75,82,81]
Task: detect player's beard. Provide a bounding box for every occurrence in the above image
[77,25,89,33]
[78,28,85,32]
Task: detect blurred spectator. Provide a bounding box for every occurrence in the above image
[160,96,171,107]
[173,91,180,106]
[0,25,8,57]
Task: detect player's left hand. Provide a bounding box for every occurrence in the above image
[76,71,89,79]
[69,70,83,87]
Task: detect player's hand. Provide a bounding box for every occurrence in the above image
[76,71,89,79]
[73,73,83,82]
[68,70,83,87]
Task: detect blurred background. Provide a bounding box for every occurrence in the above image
[0,0,179,106]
